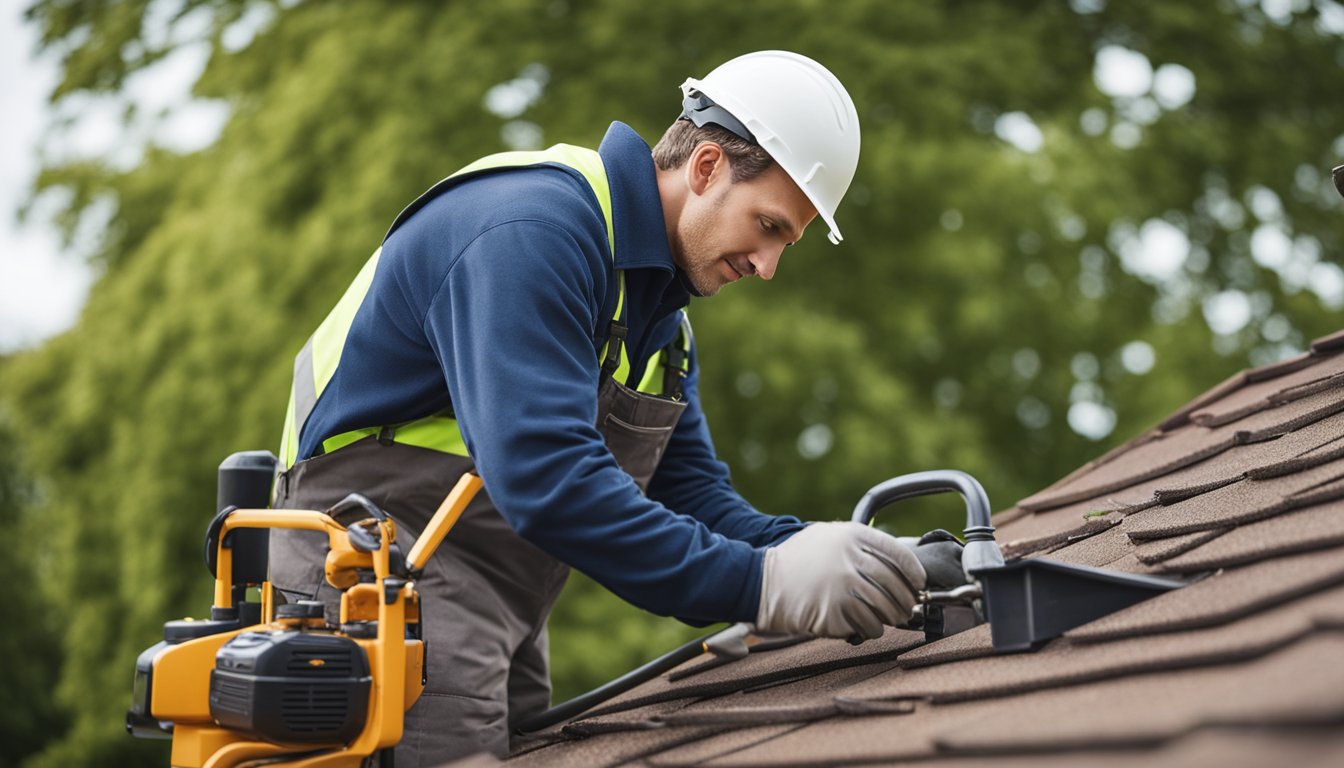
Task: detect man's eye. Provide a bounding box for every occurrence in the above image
[760,218,776,233]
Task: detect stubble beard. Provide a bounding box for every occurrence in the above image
[680,242,724,297]
[675,192,728,298]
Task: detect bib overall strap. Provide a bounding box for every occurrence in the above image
[599,321,628,387]
[661,314,693,401]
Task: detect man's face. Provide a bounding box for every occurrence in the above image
[671,159,818,297]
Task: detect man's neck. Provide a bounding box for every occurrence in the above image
[654,162,684,254]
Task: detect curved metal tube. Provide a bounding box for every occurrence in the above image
[850,470,1005,579]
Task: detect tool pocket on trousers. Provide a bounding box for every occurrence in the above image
[601,414,674,491]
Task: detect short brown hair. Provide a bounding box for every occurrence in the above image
[651,120,775,183]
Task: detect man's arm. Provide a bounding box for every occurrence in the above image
[398,174,924,639]
[644,333,929,639]
[416,214,765,625]
[646,338,807,548]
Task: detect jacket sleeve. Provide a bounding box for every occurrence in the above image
[418,216,765,625]
[646,339,806,548]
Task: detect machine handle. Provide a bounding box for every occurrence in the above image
[325,493,390,527]
[346,522,383,554]
[406,472,484,572]
[851,470,991,529]
[850,470,1005,579]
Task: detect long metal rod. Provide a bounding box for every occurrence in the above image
[514,622,751,734]
[513,634,708,734]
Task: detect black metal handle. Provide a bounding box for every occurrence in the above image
[851,470,1005,578]
[203,505,237,579]
[324,493,390,528]
[347,522,382,554]
[851,470,991,531]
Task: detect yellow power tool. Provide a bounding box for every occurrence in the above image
[127,451,482,768]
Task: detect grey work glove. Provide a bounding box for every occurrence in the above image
[896,529,968,590]
[756,522,927,641]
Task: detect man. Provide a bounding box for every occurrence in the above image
[270,50,927,764]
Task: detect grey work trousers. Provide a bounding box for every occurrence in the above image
[269,438,570,765]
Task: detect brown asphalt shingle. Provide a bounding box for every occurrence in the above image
[1123,455,1344,540]
[1014,419,1244,513]
[994,409,1344,561]
[650,663,895,727]
[932,633,1344,753]
[505,722,729,768]
[1132,528,1226,564]
[1015,381,1344,514]
[1187,350,1344,427]
[509,340,1344,766]
[1044,523,1135,566]
[575,628,924,720]
[832,586,1344,706]
[1066,546,1344,642]
[923,729,1344,768]
[895,623,995,668]
[1158,501,1344,572]
[643,725,807,767]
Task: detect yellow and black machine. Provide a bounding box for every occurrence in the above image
[127,451,482,767]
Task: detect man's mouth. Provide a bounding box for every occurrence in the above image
[723,259,747,282]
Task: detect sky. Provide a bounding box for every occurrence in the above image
[0,3,89,354]
[0,1,230,354]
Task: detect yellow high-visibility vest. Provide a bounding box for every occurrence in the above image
[278,144,690,470]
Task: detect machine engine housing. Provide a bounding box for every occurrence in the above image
[209,629,372,744]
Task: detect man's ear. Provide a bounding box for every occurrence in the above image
[685,142,729,196]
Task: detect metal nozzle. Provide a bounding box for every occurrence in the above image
[918,584,984,605]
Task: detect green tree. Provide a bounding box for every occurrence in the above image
[0,394,67,766]
[6,0,1344,762]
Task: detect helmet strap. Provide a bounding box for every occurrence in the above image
[680,91,758,145]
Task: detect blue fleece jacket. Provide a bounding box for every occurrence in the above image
[296,123,805,623]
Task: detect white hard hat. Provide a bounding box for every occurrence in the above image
[680,51,861,244]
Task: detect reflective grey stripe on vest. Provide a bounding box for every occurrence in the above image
[292,336,317,442]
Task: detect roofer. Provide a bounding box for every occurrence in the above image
[269,50,928,765]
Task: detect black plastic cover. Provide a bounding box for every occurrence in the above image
[324,493,389,527]
[975,558,1184,652]
[213,451,278,585]
[340,621,377,639]
[210,630,371,744]
[126,641,172,739]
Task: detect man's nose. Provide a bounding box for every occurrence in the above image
[748,247,783,281]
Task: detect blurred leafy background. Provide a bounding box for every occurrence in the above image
[2,0,1343,764]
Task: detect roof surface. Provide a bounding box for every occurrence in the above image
[502,330,1344,767]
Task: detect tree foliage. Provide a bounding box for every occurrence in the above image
[6,0,1344,763]
[0,398,67,767]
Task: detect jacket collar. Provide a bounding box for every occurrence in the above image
[599,122,676,273]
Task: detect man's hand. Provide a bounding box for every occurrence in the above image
[896,529,968,590]
[756,522,927,640]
